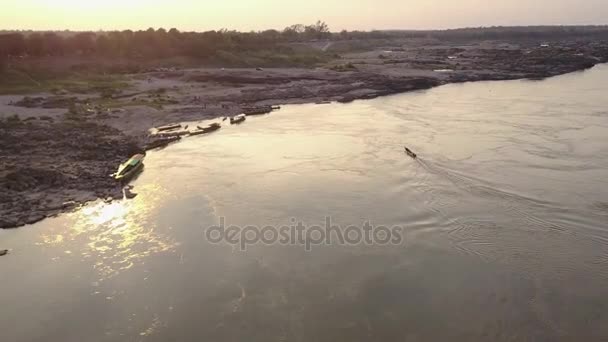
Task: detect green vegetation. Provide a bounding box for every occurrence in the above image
[0,21,335,94]
[63,93,179,117]
[341,25,608,41]
[0,68,129,95]
[0,21,332,67]
[3,25,608,66]
[2,24,608,95]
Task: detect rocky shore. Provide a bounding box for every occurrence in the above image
[0,117,142,228]
[1,39,608,229]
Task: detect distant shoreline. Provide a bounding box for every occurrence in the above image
[3,24,608,34]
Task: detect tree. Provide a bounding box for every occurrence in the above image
[69,32,96,55]
[26,33,45,56]
[0,55,6,72]
[96,35,112,56]
[282,24,305,41]
[43,32,65,56]
[0,33,27,57]
[314,20,330,35]
[304,21,331,40]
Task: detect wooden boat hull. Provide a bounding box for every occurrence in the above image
[156,124,181,132]
[115,163,143,182]
[230,115,246,124]
[243,105,273,115]
[191,123,221,135]
[244,110,270,116]
[145,136,181,150]
[114,154,145,181]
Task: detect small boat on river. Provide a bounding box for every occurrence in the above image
[404,147,417,159]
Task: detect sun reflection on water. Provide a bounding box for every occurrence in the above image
[40,184,177,280]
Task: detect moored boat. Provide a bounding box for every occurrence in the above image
[114,154,145,181]
[153,130,189,139]
[155,123,181,132]
[242,104,281,115]
[230,114,246,124]
[190,122,221,136]
[243,105,273,115]
[145,136,181,150]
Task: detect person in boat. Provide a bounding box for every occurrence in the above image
[404,147,417,159]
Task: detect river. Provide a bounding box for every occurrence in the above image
[2,65,608,341]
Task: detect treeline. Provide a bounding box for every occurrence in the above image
[2,24,608,68]
[0,21,331,60]
[381,25,608,40]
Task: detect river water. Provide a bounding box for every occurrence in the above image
[2,65,608,341]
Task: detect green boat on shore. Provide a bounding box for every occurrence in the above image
[114,154,145,181]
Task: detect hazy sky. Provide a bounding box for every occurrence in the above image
[2,0,608,31]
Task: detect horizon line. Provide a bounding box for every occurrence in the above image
[2,23,608,34]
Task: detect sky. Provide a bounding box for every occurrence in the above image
[2,0,608,32]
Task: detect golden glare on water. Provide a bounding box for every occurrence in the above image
[40,184,177,279]
[82,201,129,227]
